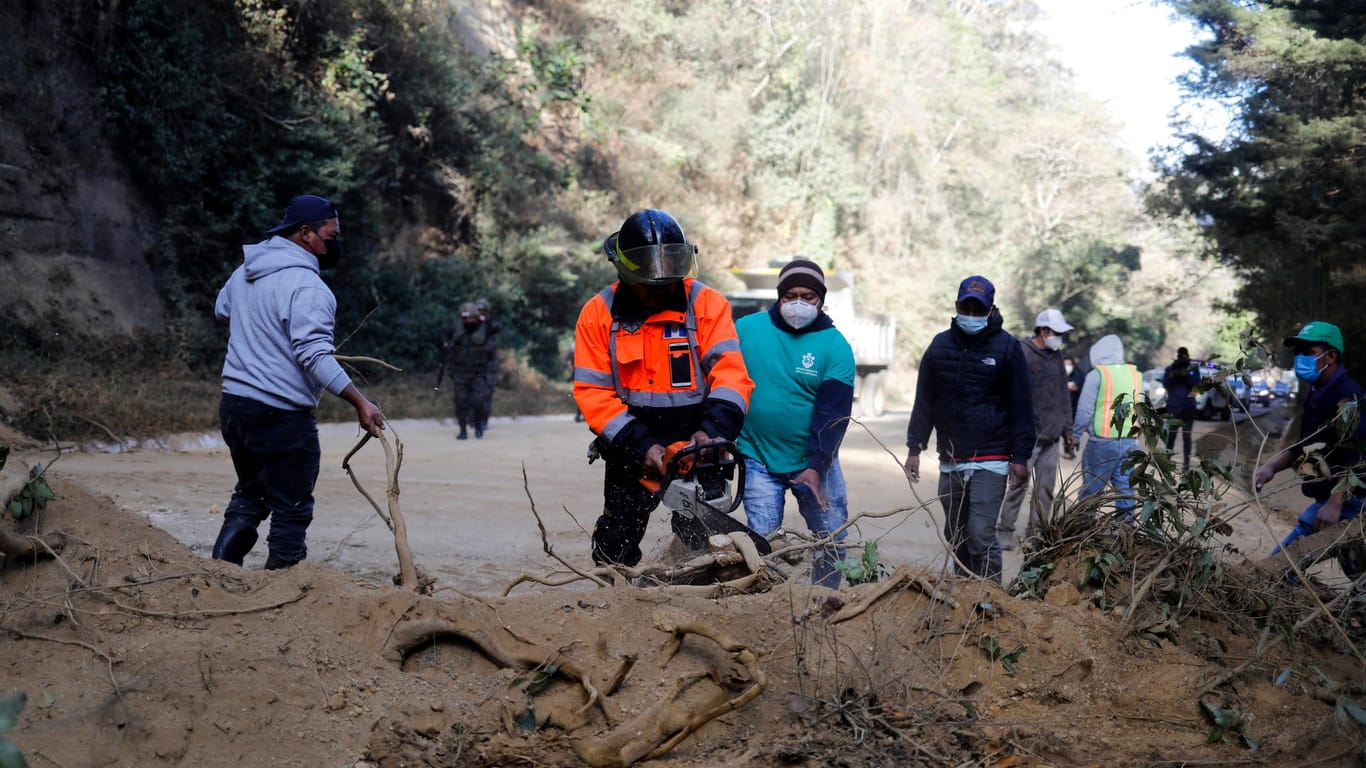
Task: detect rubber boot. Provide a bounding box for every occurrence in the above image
[264,552,300,570]
[211,518,259,566]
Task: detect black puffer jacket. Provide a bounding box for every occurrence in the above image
[907,312,1035,464]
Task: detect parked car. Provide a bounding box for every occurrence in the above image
[1272,377,1297,399]
[1245,375,1273,407]
[1195,385,1231,420]
[1192,362,1231,420]
[1142,368,1167,409]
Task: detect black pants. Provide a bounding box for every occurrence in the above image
[452,375,491,431]
[591,439,664,567]
[1165,411,1194,465]
[217,394,320,564]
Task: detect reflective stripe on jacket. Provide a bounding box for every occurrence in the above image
[1091,363,1142,438]
[572,278,752,443]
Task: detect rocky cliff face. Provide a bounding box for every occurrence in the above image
[0,2,163,339]
[0,0,522,343]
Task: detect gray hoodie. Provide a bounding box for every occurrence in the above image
[216,236,352,410]
[1072,334,1129,440]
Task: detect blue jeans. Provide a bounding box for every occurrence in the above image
[939,469,1006,582]
[218,394,321,564]
[1079,436,1138,514]
[742,458,848,587]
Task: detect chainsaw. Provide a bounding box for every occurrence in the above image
[640,440,772,556]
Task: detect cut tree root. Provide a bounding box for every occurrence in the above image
[0,529,66,567]
[342,426,422,592]
[381,601,767,768]
[830,565,958,624]
[571,615,766,768]
[382,612,613,724]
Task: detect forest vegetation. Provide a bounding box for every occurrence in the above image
[0,0,1355,440]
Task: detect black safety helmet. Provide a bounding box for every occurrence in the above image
[602,209,698,286]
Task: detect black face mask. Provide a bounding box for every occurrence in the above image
[463,320,481,333]
[318,238,342,270]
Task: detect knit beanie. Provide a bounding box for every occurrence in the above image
[776,259,827,301]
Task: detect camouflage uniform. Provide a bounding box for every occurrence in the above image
[445,303,497,438]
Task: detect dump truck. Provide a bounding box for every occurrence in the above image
[726,265,896,417]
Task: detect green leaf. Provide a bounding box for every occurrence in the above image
[0,693,25,732]
[520,666,558,696]
[0,739,28,768]
[5,501,21,520]
[1340,697,1366,726]
[515,702,537,732]
[1273,667,1291,687]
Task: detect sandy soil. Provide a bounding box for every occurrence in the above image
[3,405,1361,768]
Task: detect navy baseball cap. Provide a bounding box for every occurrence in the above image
[264,195,339,235]
[957,275,995,307]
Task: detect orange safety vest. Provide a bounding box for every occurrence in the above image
[572,279,752,442]
[1091,363,1142,438]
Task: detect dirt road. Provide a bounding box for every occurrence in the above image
[49,412,977,593]
[49,409,1287,595]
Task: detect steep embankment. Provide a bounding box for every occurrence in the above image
[0,2,162,339]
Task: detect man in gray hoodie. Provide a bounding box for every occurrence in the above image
[996,308,1076,550]
[1072,333,1142,517]
[211,194,385,570]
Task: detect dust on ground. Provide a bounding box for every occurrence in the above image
[2,408,1363,766]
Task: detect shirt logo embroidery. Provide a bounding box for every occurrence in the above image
[662,322,686,339]
[982,357,997,366]
[802,352,815,369]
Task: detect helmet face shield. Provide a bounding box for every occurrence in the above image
[612,242,698,285]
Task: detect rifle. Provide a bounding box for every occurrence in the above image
[433,336,450,399]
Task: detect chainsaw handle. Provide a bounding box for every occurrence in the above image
[639,440,743,506]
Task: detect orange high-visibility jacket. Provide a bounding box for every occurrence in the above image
[573,279,753,448]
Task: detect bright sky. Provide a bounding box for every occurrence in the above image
[1032,0,1208,156]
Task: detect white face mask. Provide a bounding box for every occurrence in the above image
[1064,363,1075,375]
[780,300,819,329]
[1044,334,1063,351]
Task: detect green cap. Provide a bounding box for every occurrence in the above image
[1283,321,1345,354]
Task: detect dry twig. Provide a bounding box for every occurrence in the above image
[830,565,958,624]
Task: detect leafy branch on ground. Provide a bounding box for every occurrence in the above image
[0,692,25,768]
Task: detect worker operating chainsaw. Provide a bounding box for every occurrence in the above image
[572,209,755,568]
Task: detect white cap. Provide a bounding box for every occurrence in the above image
[1035,308,1073,333]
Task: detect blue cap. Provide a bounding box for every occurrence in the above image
[265,195,338,235]
[957,275,995,307]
